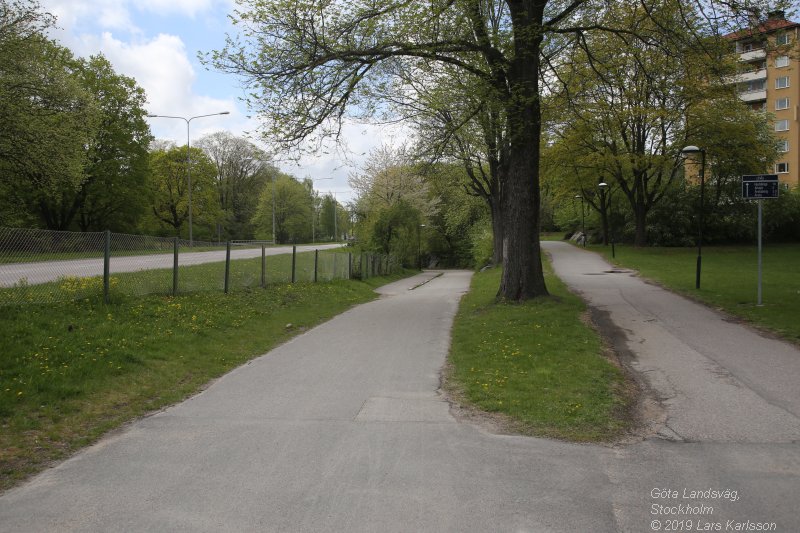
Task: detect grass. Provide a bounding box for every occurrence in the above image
[589,242,800,343]
[0,268,412,491]
[1,250,360,305]
[446,261,632,442]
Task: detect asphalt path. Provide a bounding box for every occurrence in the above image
[0,244,343,287]
[1,252,799,532]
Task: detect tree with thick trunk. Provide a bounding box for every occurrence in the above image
[206,0,761,298]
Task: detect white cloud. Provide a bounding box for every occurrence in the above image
[38,0,410,202]
[135,0,217,18]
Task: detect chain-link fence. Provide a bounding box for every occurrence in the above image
[0,227,400,305]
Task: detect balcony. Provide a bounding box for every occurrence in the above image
[739,48,766,62]
[738,89,767,102]
[728,68,768,83]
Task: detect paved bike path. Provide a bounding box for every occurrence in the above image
[1,264,799,532]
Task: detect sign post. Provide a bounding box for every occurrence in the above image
[741,174,779,306]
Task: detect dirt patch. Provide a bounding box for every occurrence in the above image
[587,306,667,444]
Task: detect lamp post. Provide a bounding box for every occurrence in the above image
[310,177,332,243]
[574,194,586,246]
[682,145,706,289]
[148,111,230,247]
[324,191,339,242]
[418,224,426,270]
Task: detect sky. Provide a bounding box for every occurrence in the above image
[38,0,406,203]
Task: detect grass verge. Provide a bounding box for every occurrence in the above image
[445,261,633,442]
[0,270,412,492]
[590,243,800,343]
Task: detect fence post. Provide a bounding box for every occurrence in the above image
[261,244,266,288]
[291,245,297,283]
[314,249,318,282]
[172,237,178,296]
[348,253,352,280]
[103,230,111,304]
[224,241,231,294]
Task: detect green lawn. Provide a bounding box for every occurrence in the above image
[0,269,411,491]
[1,250,359,305]
[589,243,800,343]
[446,262,632,442]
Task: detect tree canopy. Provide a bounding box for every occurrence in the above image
[207,0,766,299]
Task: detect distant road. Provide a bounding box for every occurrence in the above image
[0,243,343,287]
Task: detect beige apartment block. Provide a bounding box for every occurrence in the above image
[727,10,799,188]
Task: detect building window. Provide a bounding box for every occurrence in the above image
[775,119,789,131]
[776,162,789,173]
[775,55,790,68]
[776,76,790,89]
[778,139,789,152]
[776,33,790,46]
[776,97,790,110]
[750,101,766,111]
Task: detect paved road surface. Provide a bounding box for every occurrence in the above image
[1,253,798,531]
[0,244,343,287]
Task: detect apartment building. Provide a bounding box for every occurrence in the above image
[728,10,800,187]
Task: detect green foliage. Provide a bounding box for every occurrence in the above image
[317,194,348,241]
[38,54,152,232]
[0,33,98,227]
[144,146,221,237]
[0,2,152,231]
[252,173,312,243]
[469,220,494,268]
[368,199,421,267]
[544,2,777,247]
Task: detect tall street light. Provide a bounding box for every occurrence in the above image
[682,145,706,289]
[574,194,586,247]
[310,177,332,243]
[148,111,230,246]
[418,224,426,270]
[323,191,339,242]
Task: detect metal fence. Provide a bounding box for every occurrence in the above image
[0,227,400,305]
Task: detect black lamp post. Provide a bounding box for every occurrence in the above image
[598,182,612,253]
[574,194,586,246]
[418,224,426,270]
[682,145,706,289]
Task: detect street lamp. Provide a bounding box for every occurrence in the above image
[323,191,339,242]
[418,224,426,270]
[574,194,586,247]
[148,111,230,247]
[310,177,332,243]
[682,145,706,289]
[598,182,615,258]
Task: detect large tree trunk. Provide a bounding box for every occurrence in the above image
[497,1,548,301]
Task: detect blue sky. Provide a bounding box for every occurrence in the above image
[38,0,407,203]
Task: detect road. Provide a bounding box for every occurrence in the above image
[1,251,798,531]
[0,244,343,287]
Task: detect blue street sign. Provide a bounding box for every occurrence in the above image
[742,174,779,199]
